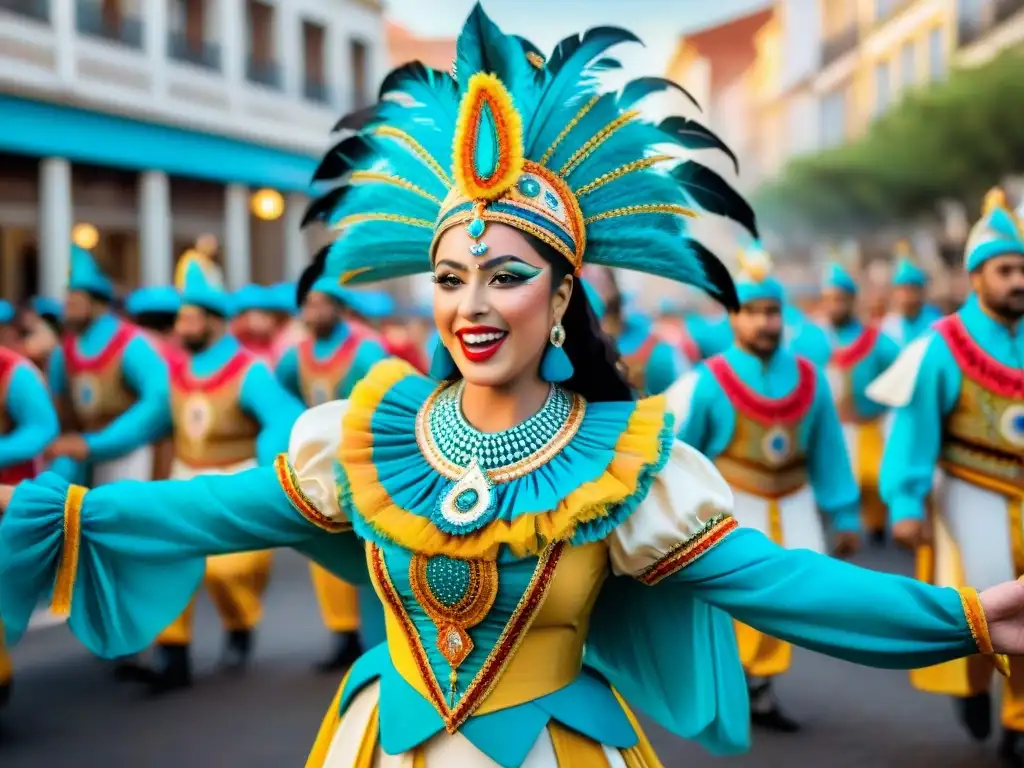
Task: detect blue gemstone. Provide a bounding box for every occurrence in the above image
[518,175,541,198]
[770,435,786,452]
[470,242,489,256]
[543,190,560,211]
[1014,414,1024,433]
[455,488,479,511]
[474,101,500,180]
[466,218,486,239]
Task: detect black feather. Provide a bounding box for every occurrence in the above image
[685,238,739,312]
[593,57,622,71]
[296,245,331,306]
[378,61,447,98]
[311,135,372,182]
[546,26,642,77]
[659,117,738,173]
[332,103,378,133]
[671,161,759,238]
[301,186,349,228]
[619,77,701,112]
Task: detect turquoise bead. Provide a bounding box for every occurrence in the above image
[470,242,489,256]
[425,556,471,607]
[455,488,479,511]
[467,218,486,239]
[543,190,560,211]
[518,175,541,198]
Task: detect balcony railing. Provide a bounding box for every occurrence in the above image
[821,25,859,66]
[876,0,915,25]
[168,32,221,71]
[1,0,50,22]
[995,0,1024,24]
[958,0,1024,47]
[303,78,330,104]
[246,57,281,89]
[77,1,143,49]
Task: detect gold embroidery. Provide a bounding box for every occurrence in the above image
[52,484,87,615]
[274,454,350,533]
[638,513,737,586]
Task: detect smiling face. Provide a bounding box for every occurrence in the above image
[432,223,572,390]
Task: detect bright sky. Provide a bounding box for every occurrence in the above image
[386,0,769,76]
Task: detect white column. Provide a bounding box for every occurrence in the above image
[138,171,172,286]
[39,158,73,299]
[221,0,244,103]
[282,193,306,280]
[53,0,76,84]
[144,0,169,97]
[224,183,251,288]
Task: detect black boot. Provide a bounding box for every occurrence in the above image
[315,631,363,674]
[0,678,10,710]
[955,692,992,742]
[869,529,887,547]
[147,644,192,696]
[221,630,253,673]
[749,678,800,733]
[113,654,153,683]
[1000,729,1024,766]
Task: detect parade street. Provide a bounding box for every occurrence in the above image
[0,546,1005,768]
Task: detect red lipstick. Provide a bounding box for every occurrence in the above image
[455,325,508,363]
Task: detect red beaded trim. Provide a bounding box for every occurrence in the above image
[369,541,565,733]
[706,355,816,425]
[935,315,1024,398]
[172,349,253,392]
[62,321,136,374]
[831,325,880,370]
[638,514,737,586]
[273,454,349,532]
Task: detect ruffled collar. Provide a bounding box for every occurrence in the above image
[336,360,674,559]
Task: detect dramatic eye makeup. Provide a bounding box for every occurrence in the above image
[481,255,544,285]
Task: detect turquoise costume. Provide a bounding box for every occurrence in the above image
[0,7,1005,767]
[781,304,832,365]
[0,348,58,481]
[617,314,684,396]
[49,247,170,483]
[881,256,943,347]
[0,301,13,326]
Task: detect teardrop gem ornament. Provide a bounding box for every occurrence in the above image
[434,457,496,533]
[452,72,525,201]
[466,218,486,239]
[475,100,500,181]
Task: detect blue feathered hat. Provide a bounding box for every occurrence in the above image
[350,290,396,320]
[965,187,1024,272]
[891,241,927,287]
[233,284,270,314]
[305,276,377,317]
[125,286,181,317]
[304,4,751,311]
[269,282,299,315]
[68,244,114,300]
[734,241,783,305]
[31,296,62,321]
[0,299,14,325]
[175,251,232,317]
[823,262,857,294]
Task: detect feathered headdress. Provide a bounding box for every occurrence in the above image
[304,4,754,310]
[965,186,1024,272]
[891,239,926,287]
[734,241,783,305]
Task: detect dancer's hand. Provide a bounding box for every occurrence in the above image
[833,531,859,559]
[892,518,929,549]
[981,580,1024,654]
[0,484,13,514]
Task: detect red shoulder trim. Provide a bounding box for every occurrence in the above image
[172,348,254,393]
[677,326,701,364]
[0,347,25,384]
[626,334,659,366]
[706,354,817,425]
[934,315,1024,398]
[62,322,137,373]
[298,331,363,374]
[831,325,880,370]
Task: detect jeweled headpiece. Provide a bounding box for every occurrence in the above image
[965,186,1024,272]
[305,4,756,309]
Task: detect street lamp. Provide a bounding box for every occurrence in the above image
[251,189,284,221]
[72,223,99,250]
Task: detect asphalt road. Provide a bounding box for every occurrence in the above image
[0,545,1008,767]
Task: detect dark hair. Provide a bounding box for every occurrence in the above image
[133,311,177,334]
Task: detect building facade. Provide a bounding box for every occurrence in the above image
[0,0,387,301]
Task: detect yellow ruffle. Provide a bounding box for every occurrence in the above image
[338,359,671,559]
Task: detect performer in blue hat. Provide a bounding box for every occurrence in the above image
[0,317,59,712]
[656,296,721,365]
[277,246,389,671]
[819,261,900,544]
[880,241,943,347]
[668,246,861,732]
[45,244,169,492]
[2,8,1023,764]
[871,188,1024,761]
[141,252,305,693]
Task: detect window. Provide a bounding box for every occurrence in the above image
[350,38,368,110]
[928,28,945,79]
[302,20,328,103]
[820,88,846,148]
[900,42,915,89]
[875,0,894,20]
[246,0,278,87]
[874,61,890,115]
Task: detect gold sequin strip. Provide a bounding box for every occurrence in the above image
[539,95,601,166]
[575,155,675,197]
[372,125,453,185]
[414,383,587,483]
[350,171,444,205]
[584,203,696,225]
[558,110,640,177]
[332,213,435,232]
[638,512,737,586]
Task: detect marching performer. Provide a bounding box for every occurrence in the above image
[871,189,1024,763]
[820,262,900,543]
[880,241,944,348]
[600,284,684,395]
[277,258,389,670]
[655,298,721,365]
[0,332,58,711]
[45,245,169,489]
[669,247,860,732]
[148,254,304,693]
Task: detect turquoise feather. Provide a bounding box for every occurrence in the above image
[474,100,500,180]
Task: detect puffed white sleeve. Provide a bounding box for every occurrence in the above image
[608,439,737,585]
[279,400,350,532]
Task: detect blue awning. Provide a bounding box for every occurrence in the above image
[0,95,320,192]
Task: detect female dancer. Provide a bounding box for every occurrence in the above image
[2,6,1024,766]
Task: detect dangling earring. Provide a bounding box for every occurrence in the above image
[429,341,457,380]
[540,323,574,383]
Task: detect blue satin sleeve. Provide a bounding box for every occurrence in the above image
[676,370,734,459]
[47,345,67,398]
[340,341,389,399]
[274,347,302,400]
[0,364,58,467]
[879,336,960,524]
[239,362,305,465]
[83,335,172,460]
[644,342,683,396]
[674,528,977,668]
[806,369,860,531]
[0,469,366,657]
